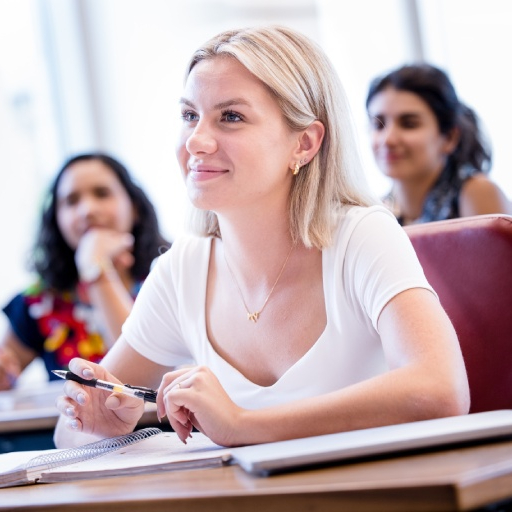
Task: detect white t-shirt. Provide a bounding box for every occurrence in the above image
[123,205,435,410]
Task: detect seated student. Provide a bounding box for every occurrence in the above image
[366,63,512,225]
[54,26,469,449]
[0,152,169,390]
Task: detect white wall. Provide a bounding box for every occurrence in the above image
[1,0,512,336]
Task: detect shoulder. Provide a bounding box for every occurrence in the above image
[460,174,512,216]
[157,233,211,261]
[333,204,400,245]
[150,233,212,281]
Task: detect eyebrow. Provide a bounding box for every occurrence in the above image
[179,98,252,109]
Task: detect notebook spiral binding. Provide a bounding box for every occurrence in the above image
[26,427,162,471]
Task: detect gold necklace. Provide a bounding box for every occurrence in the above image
[224,244,294,323]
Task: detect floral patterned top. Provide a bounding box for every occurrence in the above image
[383,163,481,226]
[2,280,143,380]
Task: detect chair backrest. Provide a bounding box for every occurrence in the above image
[404,214,512,413]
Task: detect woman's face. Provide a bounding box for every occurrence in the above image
[56,159,135,250]
[176,56,299,215]
[367,87,456,182]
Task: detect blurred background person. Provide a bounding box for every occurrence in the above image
[366,63,512,225]
[0,152,169,389]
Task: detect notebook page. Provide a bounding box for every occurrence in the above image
[42,431,230,479]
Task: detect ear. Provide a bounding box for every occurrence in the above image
[290,120,325,169]
[442,127,460,155]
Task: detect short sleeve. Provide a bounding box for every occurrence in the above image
[2,294,45,353]
[122,238,198,367]
[342,207,436,331]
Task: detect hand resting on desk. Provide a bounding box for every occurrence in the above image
[157,365,245,445]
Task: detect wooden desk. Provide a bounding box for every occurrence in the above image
[1,438,512,511]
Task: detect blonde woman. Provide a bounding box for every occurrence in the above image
[55,26,469,449]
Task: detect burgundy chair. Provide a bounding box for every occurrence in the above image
[404,214,512,413]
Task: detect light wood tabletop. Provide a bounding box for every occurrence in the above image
[1,437,512,511]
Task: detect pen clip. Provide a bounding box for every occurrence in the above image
[124,383,156,393]
[124,383,158,403]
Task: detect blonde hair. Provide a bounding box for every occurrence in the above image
[185,25,378,249]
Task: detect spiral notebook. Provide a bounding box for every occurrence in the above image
[0,427,230,488]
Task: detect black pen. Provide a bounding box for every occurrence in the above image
[52,370,157,403]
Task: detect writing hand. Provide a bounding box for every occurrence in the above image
[55,357,144,439]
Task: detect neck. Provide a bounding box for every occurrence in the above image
[392,165,445,222]
[216,204,294,287]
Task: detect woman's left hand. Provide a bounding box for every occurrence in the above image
[156,366,244,446]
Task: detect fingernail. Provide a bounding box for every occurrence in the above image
[69,419,79,430]
[83,368,94,378]
[77,393,86,405]
[65,407,74,417]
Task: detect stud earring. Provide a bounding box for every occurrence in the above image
[293,163,300,175]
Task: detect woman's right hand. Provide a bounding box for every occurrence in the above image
[0,346,21,390]
[75,228,135,280]
[55,358,144,439]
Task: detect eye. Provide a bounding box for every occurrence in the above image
[93,186,112,199]
[399,115,421,129]
[181,110,199,122]
[59,193,79,207]
[401,120,420,129]
[369,116,385,130]
[221,110,243,123]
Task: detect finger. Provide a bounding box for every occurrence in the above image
[168,416,193,444]
[156,369,193,419]
[162,387,189,425]
[66,416,83,432]
[55,395,79,418]
[68,358,95,379]
[112,251,135,271]
[63,380,89,406]
[104,393,141,411]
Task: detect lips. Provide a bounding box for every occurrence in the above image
[188,163,229,181]
[377,151,403,164]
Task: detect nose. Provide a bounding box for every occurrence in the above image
[372,123,399,153]
[380,123,400,146]
[185,122,218,155]
[77,195,100,219]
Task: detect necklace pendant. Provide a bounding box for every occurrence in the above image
[247,312,260,323]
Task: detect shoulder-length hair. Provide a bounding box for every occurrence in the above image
[31,152,169,291]
[366,63,492,174]
[184,25,377,249]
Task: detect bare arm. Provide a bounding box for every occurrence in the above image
[460,175,512,217]
[85,272,135,348]
[54,336,170,448]
[75,228,137,347]
[159,288,470,446]
[0,328,37,390]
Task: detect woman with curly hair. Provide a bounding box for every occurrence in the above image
[0,153,169,389]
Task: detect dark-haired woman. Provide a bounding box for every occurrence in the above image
[366,63,511,225]
[0,153,169,389]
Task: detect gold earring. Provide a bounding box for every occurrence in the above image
[293,163,300,175]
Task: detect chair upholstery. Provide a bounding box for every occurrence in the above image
[404,214,512,413]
